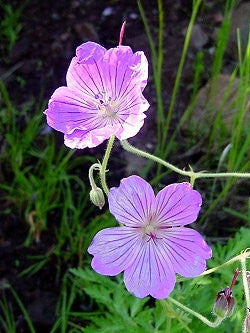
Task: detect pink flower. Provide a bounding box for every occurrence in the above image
[44,42,149,149]
[88,175,212,299]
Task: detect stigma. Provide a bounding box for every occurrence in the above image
[143,224,159,241]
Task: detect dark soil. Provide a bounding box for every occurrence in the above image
[0,0,247,331]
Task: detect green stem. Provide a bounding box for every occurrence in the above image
[166,317,171,333]
[88,163,101,190]
[121,140,250,181]
[241,250,250,308]
[165,298,223,328]
[200,250,250,276]
[100,135,115,195]
[174,250,250,285]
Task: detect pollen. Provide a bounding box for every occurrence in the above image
[95,92,120,119]
[98,100,120,119]
[144,224,155,234]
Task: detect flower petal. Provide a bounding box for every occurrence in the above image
[66,42,106,96]
[44,87,103,134]
[115,98,149,141]
[124,239,176,299]
[88,227,142,276]
[76,41,106,63]
[64,123,120,149]
[108,175,155,227]
[155,183,202,227]
[101,46,148,100]
[160,227,212,277]
[101,47,149,140]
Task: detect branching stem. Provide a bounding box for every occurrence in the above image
[121,140,250,182]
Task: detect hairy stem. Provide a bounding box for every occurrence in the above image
[201,250,250,276]
[241,250,250,308]
[88,163,101,190]
[100,135,115,195]
[120,140,250,181]
[165,298,223,328]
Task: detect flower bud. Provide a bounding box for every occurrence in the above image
[90,187,105,209]
[213,287,235,319]
[243,308,250,333]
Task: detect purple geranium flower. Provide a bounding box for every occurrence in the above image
[88,175,212,299]
[44,42,149,149]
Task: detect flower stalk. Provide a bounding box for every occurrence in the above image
[89,163,105,209]
[200,250,250,277]
[120,140,250,181]
[165,298,223,328]
[88,163,101,190]
[100,135,115,195]
[241,249,250,308]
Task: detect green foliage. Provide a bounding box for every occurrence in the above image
[172,227,250,333]
[0,2,26,56]
[0,283,35,333]
[69,268,161,332]
[140,0,249,229]
[0,292,16,333]
[0,81,94,267]
[210,227,250,264]
[224,198,250,223]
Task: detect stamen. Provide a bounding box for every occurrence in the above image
[144,224,161,242]
[96,93,120,120]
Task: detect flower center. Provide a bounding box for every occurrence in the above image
[95,92,120,120]
[143,224,160,241]
[98,101,120,119]
[144,224,155,234]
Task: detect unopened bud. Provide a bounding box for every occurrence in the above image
[213,269,239,319]
[90,187,105,209]
[213,287,235,319]
[243,308,250,333]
